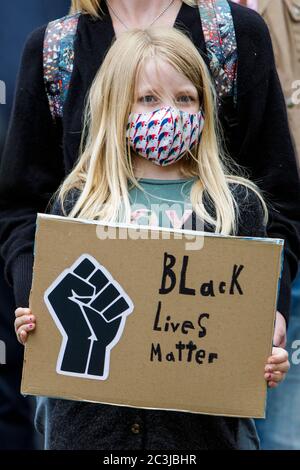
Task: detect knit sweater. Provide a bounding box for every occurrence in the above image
[0,1,299,325]
[34,182,266,450]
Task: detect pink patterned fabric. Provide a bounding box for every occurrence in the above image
[126,107,205,166]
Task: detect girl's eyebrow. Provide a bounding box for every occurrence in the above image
[136,86,160,95]
[136,88,198,97]
[175,87,198,95]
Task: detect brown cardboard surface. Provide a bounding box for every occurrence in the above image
[21,214,283,418]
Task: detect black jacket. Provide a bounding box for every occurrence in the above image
[0,1,299,324]
[34,183,265,451]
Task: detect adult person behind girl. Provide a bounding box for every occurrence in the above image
[0,0,298,405]
[15,27,290,450]
[0,0,70,450]
[235,0,300,450]
[255,0,300,451]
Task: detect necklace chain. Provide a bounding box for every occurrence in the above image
[106,0,176,30]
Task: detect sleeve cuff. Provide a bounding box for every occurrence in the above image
[276,258,292,327]
[11,253,34,308]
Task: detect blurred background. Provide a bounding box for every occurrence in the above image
[0,0,299,450]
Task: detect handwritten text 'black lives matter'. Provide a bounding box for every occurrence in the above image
[150,252,244,365]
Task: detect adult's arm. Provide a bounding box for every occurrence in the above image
[232,183,287,347]
[232,184,267,238]
[261,66,300,327]
[230,3,300,326]
[0,26,65,308]
[253,52,300,328]
[49,188,81,217]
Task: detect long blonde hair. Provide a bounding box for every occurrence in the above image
[70,0,197,17]
[55,27,268,234]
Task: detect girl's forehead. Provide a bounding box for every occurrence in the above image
[135,57,196,92]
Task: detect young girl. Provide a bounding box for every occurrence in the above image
[15,27,289,450]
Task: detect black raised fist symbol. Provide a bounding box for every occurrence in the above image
[44,254,134,380]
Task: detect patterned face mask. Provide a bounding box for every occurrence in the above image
[126,106,205,166]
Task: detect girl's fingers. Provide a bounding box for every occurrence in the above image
[268,348,289,364]
[15,307,31,318]
[268,381,279,389]
[17,329,27,345]
[265,361,290,374]
[265,347,289,387]
[15,315,35,330]
[17,323,36,340]
[265,371,285,383]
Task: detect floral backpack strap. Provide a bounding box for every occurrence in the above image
[199,0,238,107]
[43,13,80,120]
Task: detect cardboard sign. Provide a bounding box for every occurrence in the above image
[21,213,283,418]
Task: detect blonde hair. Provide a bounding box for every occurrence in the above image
[54,27,268,234]
[70,0,197,17]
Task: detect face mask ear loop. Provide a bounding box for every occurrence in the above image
[199,108,205,134]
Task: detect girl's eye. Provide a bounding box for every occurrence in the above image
[176,95,196,104]
[138,95,159,104]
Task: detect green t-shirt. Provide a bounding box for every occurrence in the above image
[128,177,197,230]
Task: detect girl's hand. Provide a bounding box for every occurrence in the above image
[265,347,290,388]
[14,307,36,345]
